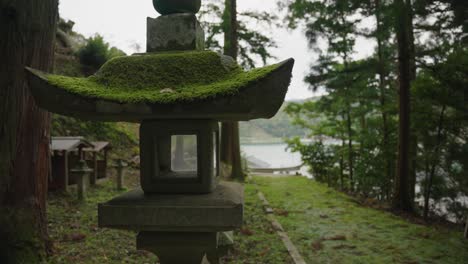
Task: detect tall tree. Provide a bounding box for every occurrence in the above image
[393,0,414,212]
[199,0,278,179]
[220,0,244,180]
[284,0,360,190]
[0,0,58,262]
[282,0,467,220]
[369,0,398,200]
[200,0,278,69]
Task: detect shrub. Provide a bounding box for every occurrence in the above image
[78,34,110,70]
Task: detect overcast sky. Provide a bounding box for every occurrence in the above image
[59,0,375,100]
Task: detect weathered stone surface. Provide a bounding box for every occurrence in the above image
[137,232,217,264]
[140,120,218,194]
[153,0,201,15]
[147,14,204,52]
[115,159,127,190]
[98,181,243,232]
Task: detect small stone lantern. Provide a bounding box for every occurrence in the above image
[70,159,93,201]
[26,0,294,262]
[114,159,128,190]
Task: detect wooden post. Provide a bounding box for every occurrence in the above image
[64,150,69,192]
[104,150,108,178]
[116,159,127,190]
[90,152,98,185]
[77,172,87,201]
[464,217,468,239]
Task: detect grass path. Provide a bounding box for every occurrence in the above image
[253,176,468,264]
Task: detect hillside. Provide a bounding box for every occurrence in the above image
[240,99,316,144]
[52,20,139,159]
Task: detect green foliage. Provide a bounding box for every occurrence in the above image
[281,0,467,220]
[45,51,282,104]
[77,34,126,71]
[412,46,468,219]
[58,18,75,34]
[77,35,109,69]
[54,54,83,77]
[287,138,335,184]
[199,0,278,69]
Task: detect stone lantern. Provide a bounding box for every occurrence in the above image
[26,0,294,263]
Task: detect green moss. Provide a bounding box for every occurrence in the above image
[45,51,280,104]
[252,176,468,264]
[0,208,45,263]
[46,171,292,263]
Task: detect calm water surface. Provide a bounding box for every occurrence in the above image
[241,143,311,176]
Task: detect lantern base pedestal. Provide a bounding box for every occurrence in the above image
[137,231,233,264]
[98,181,242,263]
[98,181,243,232]
[137,231,216,264]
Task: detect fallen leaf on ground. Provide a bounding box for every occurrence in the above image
[259,247,270,256]
[70,222,80,229]
[275,209,289,217]
[63,233,86,242]
[240,228,254,236]
[311,240,324,251]
[332,244,356,250]
[326,235,347,241]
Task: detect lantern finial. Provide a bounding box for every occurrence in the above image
[153,0,202,15]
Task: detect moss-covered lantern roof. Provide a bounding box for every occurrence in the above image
[26,51,294,122]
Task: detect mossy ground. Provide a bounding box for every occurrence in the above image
[45,51,280,104]
[46,170,156,264]
[252,176,468,264]
[47,174,466,263]
[46,171,291,263]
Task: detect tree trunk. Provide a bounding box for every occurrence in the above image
[0,1,58,262]
[402,0,418,205]
[230,122,244,180]
[339,138,345,190]
[220,123,233,166]
[423,105,446,220]
[346,109,354,191]
[393,0,414,212]
[173,136,187,170]
[221,0,244,180]
[374,0,392,201]
[464,217,468,239]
